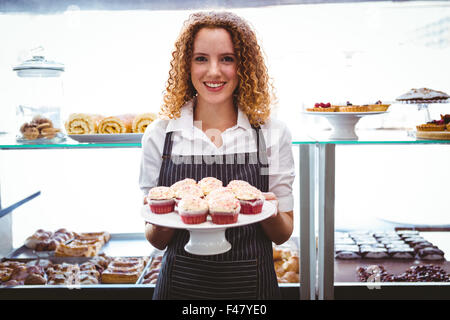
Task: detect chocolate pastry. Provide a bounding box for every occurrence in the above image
[335,245,360,260]
[387,247,415,259]
[417,247,445,261]
[360,247,389,259]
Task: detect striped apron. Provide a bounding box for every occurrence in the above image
[153,126,280,300]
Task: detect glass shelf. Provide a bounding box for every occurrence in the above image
[2,130,450,150]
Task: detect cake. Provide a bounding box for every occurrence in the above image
[178,196,209,224]
[306,102,336,112]
[198,177,223,196]
[147,186,175,214]
[233,185,264,214]
[208,195,240,224]
[396,88,450,102]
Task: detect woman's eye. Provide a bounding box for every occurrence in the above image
[194,56,207,62]
[222,56,235,62]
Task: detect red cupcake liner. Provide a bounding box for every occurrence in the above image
[239,199,263,214]
[149,199,175,214]
[211,213,239,224]
[180,214,208,224]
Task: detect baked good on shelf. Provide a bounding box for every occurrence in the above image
[75,231,111,244]
[337,104,369,112]
[178,196,209,224]
[198,177,223,196]
[396,87,450,101]
[97,114,135,134]
[65,113,104,134]
[142,255,163,285]
[147,186,175,214]
[368,101,390,112]
[416,119,446,131]
[273,246,300,283]
[233,185,264,214]
[208,195,240,224]
[306,102,336,112]
[25,228,75,251]
[132,112,158,133]
[101,257,147,284]
[54,238,104,257]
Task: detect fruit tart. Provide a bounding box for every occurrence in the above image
[416,119,446,131]
[307,102,336,112]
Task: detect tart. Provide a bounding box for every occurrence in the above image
[338,105,369,112]
[306,102,336,112]
[147,186,175,214]
[368,101,390,112]
[416,120,446,131]
[198,177,223,196]
[233,185,264,214]
[208,195,241,224]
[178,196,209,224]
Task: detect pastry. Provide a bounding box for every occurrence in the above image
[65,113,104,134]
[337,105,369,112]
[360,247,389,259]
[101,257,147,284]
[178,196,209,224]
[233,185,264,214]
[147,186,175,214]
[208,195,240,224]
[132,113,158,133]
[416,247,445,261]
[396,87,450,101]
[198,177,223,196]
[25,228,75,251]
[387,247,415,259]
[306,102,336,112]
[416,120,446,131]
[97,114,135,134]
[368,100,390,112]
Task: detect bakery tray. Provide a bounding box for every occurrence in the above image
[4,232,154,262]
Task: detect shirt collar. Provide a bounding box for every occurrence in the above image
[165,98,253,135]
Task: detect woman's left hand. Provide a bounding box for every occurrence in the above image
[262,192,278,218]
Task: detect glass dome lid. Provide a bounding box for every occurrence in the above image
[13,55,65,77]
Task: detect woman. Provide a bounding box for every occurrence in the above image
[139,11,295,299]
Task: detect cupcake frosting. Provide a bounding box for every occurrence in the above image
[208,195,240,213]
[205,187,234,201]
[227,180,250,193]
[234,185,263,201]
[178,196,208,212]
[147,186,174,200]
[170,178,197,193]
[198,177,223,195]
[174,184,204,199]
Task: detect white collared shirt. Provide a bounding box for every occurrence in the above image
[139,100,295,213]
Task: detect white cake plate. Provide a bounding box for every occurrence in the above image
[305,111,388,140]
[141,201,276,256]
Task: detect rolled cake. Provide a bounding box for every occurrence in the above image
[98,114,135,134]
[65,113,104,134]
[132,113,157,133]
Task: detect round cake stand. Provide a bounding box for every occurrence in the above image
[184,228,231,255]
[305,111,387,140]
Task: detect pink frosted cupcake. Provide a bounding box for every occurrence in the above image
[170,178,197,195]
[178,196,209,224]
[208,195,241,225]
[147,186,175,214]
[172,184,204,213]
[198,177,223,196]
[227,180,251,194]
[205,187,234,201]
[234,185,264,214]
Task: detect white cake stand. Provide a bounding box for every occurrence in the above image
[141,201,276,256]
[305,111,388,140]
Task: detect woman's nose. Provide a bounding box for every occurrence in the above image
[207,60,220,76]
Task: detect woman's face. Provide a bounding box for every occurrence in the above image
[191,27,238,107]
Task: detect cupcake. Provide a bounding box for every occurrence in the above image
[227,180,251,193]
[172,184,204,213]
[147,186,175,214]
[198,177,223,196]
[234,185,264,214]
[170,178,197,195]
[178,196,209,224]
[205,186,235,201]
[208,195,241,225]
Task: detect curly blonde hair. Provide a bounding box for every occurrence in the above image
[160,11,275,127]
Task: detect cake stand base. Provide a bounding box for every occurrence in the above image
[184,228,231,256]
